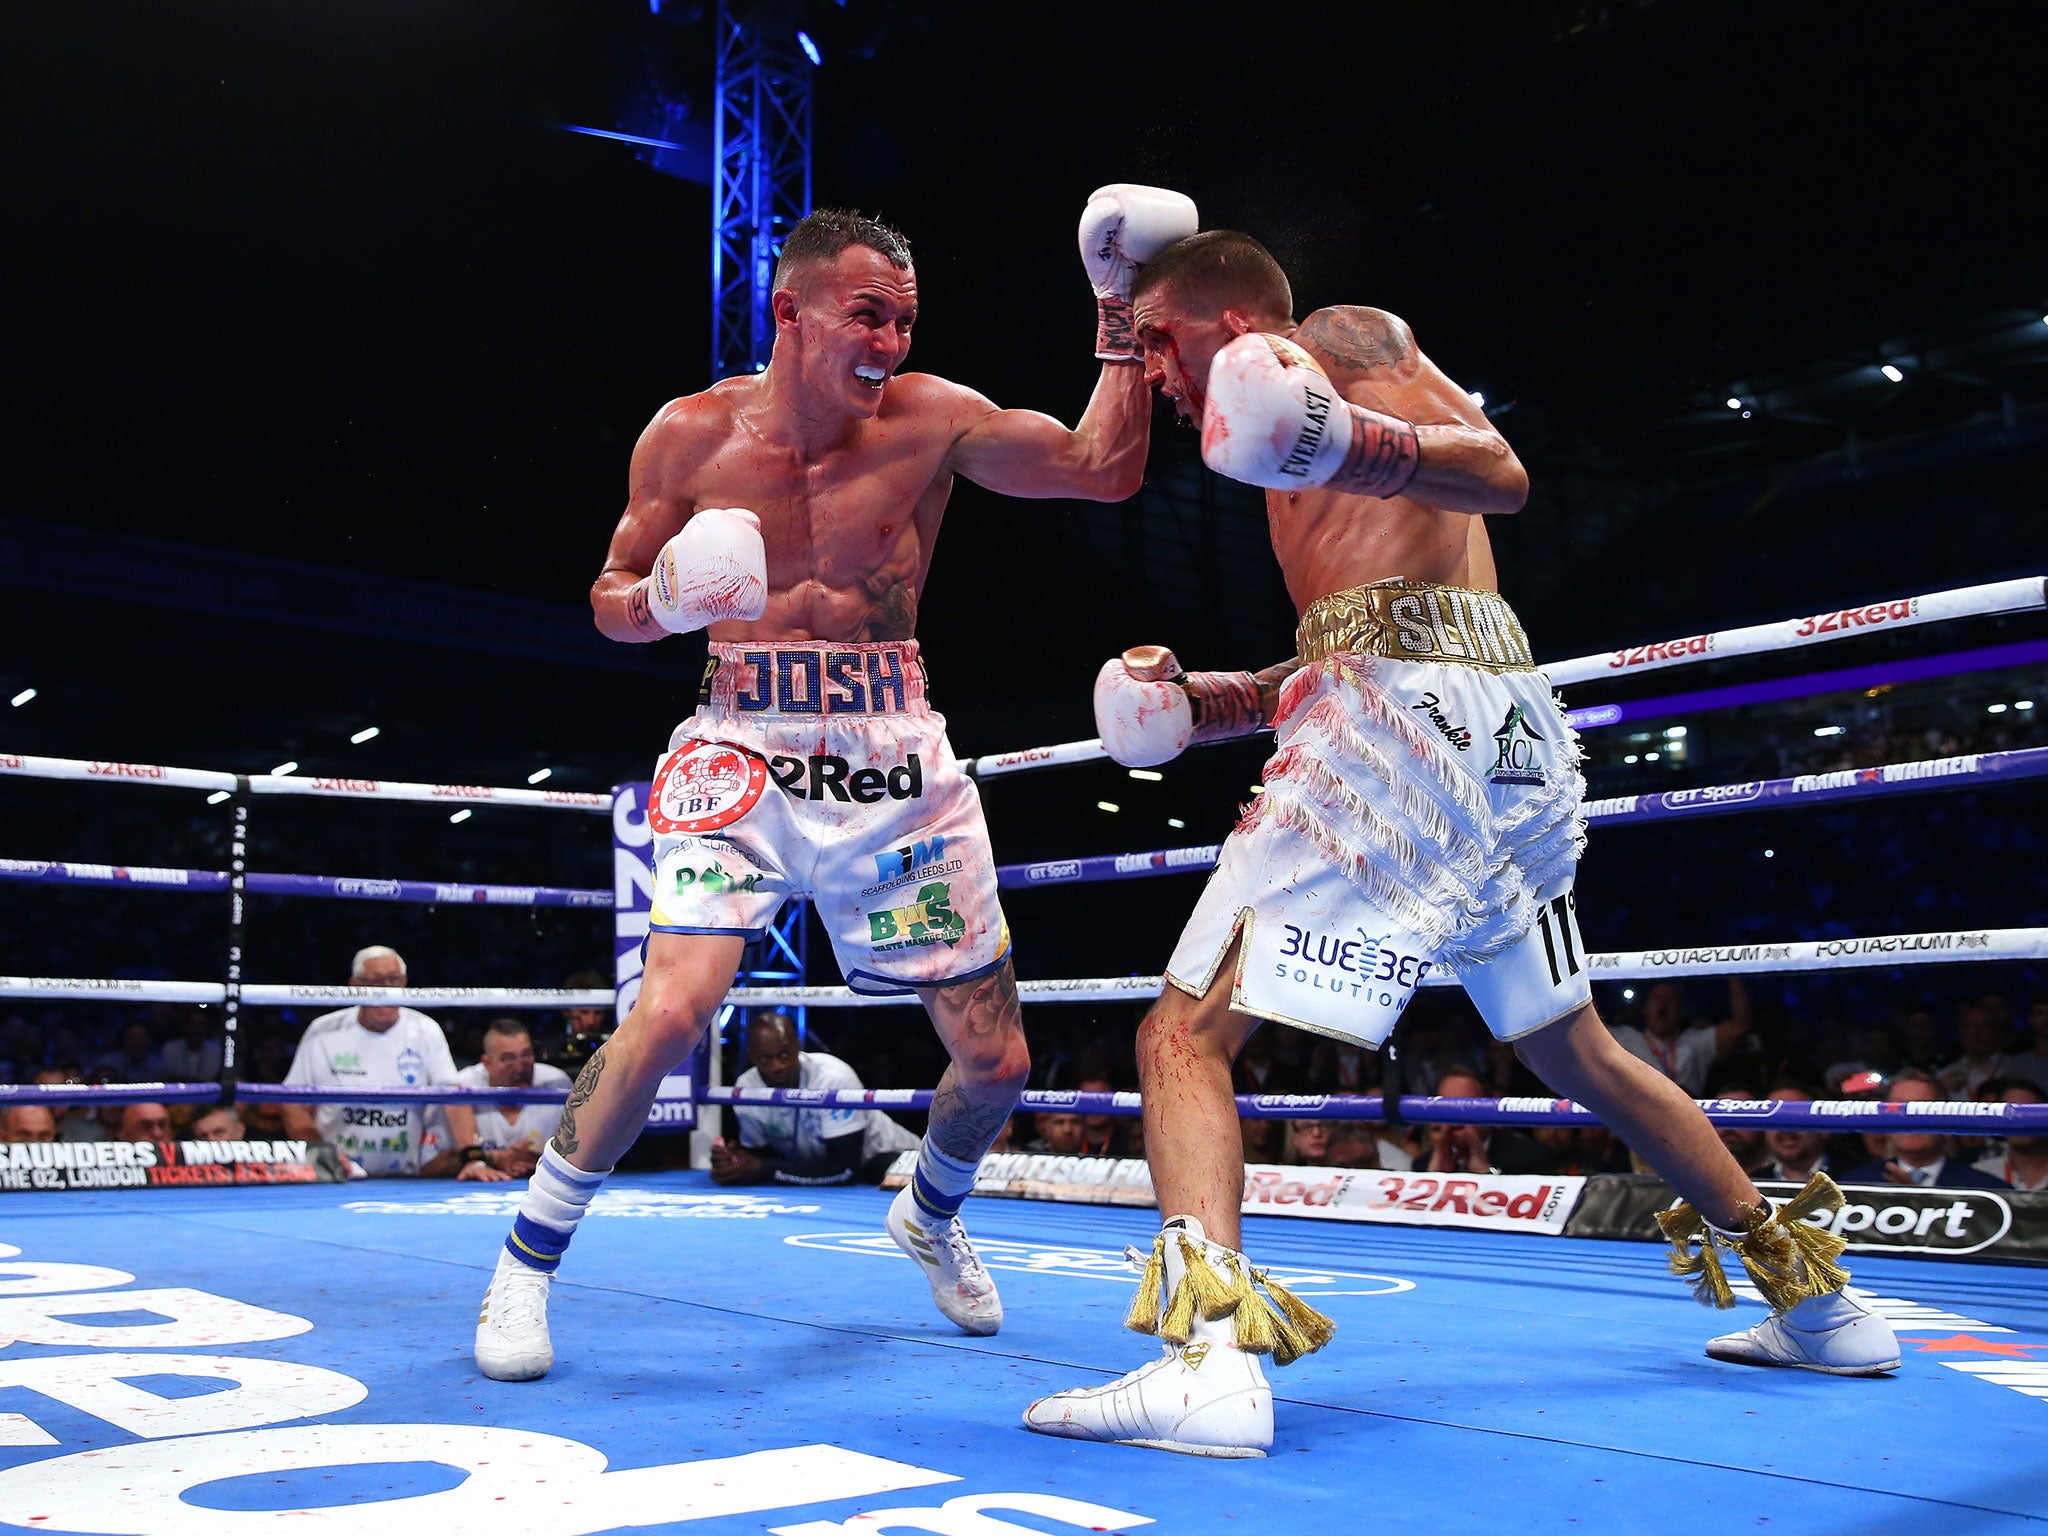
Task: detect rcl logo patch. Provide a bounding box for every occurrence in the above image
[650,740,769,835]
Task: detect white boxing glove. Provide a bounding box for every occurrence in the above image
[1201,332,1420,497]
[632,507,768,636]
[1079,184,1199,361]
[1093,646,1268,768]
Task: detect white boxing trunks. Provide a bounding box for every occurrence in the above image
[647,640,1010,995]
[1167,580,1590,1047]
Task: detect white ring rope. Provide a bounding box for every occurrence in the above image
[7,926,2036,1010]
[961,575,2046,777]
[0,753,609,812]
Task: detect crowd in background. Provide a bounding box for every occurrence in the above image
[7,951,2041,1197]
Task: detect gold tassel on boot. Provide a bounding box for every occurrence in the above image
[1178,1234,1241,1320]
[1655,1199,1737,1308]
[1225,1258,1287,1358]
[1159,1270,1198,1345]
[1259,1272,1338,1364]
[1123,1234,1165,1336]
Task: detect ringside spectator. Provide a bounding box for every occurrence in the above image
[1972,1079,2048,1192]
[1425,1070,1555,1176]
[1761,1082,1831,1184]
[1837,1068,2009,1188]
[1074,1074,1127,1158]
[2003,1001,2048,1093]
[712,1013,918,1185]
[1938,1003,2027,1098]
[33,1068,105,1143]
[2,1106,57,1143]
[1609,982,1746,1097]
[1026,1112,1088,1156]
[92,1023,163,1083]
[191,1107,245,1142]
[281,947,483,1178]
[117,1102,172,1141]
[446,1020,563,1177]
[160,1009,223,1083]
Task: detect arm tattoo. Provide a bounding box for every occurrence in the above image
[625,582,660,637]
[553,1043,607,1159]
[863,580,918,642]
[1296,307,1412,372]
[1252,658,1301,724]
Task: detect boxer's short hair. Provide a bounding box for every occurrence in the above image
[1131,229,1292,325]
[775,208,912,292]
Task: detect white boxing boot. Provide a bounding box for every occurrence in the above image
[1657,1171,1898,1377]
[1023,1215,1331,1458]
[886,1185,1003,1336]
[474,1249,554,1382]
[1707,1288,1901,1376]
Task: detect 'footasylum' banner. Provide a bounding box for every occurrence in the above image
[1566,1175,2048,1264]
[0,1139,345,1193]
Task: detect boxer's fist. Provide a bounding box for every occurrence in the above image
[636,507,768,636]
[1094,646,1194,767]
[1079,184,1198,361]
[1202,333,1420,498]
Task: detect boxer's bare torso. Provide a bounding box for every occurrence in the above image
[1265,306,1515,610]
[594,246,1147,646]
[597,372,991,644]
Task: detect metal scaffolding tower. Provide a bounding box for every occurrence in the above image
[711,2,814,380]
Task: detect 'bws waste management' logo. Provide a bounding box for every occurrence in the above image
[869,882,965,953]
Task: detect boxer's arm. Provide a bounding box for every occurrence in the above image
[591,398,724,642]
[942,364,1150,502]
[1295,307,1529,516]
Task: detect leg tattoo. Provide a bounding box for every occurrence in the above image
[929,1066,1019,1161]
[553,1044,607,1160]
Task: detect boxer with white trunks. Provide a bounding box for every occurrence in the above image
[1023,230,1899,1458]
[474,192,1200,1381]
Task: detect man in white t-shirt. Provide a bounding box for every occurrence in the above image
[447,1020,565,1177]
[711,1013,919,1186]
[1607,981,1744,1098]
[281,945,492,1178]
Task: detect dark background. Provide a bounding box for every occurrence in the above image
[3,0,2044,1087]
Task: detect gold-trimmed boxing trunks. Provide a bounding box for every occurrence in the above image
[1166,578,1590,1046]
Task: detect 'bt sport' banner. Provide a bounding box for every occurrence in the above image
[1566,1175,2048,1262]
[883,1153,1584,1238]
[0,1139,345,1193]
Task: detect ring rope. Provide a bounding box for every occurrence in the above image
[4,925,2037,1012]
[0,753,609,812]
[0,860,610,908]
[960,575,2045,779]
[0,1079,2033,1135]
[4,926,2039,1013]
[991,746,2048,890]
[6,745,2035,908]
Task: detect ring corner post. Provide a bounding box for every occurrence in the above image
[217,780,250,1108]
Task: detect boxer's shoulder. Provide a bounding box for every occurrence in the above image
[635,384,746,466]
[1294,306,1417,379]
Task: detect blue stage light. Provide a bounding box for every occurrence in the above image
[797,30,822,65]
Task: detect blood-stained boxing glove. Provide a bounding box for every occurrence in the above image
[1201,332,1420,498]
[1079,184,1199,361]
[630,507,768,636]
[1093,645,1267,768]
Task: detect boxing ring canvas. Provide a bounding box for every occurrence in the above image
[1,1173,2043,1534]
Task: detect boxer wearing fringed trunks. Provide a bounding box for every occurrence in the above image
[474,192,1199,1380]
[1023,231,1899,1458]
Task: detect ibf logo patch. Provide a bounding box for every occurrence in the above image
[1490,703,1546,786]
[650,740,769,835]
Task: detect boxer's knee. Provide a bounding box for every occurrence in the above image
[954,1030,1030,1098]
[1512,999,1607,1077]
[1136,985,1249,1083]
